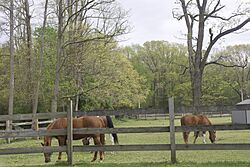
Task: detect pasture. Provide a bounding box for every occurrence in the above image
[0,116,250,167]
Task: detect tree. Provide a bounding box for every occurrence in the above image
[213,45,250,101]
[32,0,49,132]
[61,41,148,110]
[51,0,130,112]
[174,0,250,111]
[8,0,15,144]
[124,41,190,108]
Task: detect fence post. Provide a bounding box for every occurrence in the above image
[6,120,11,143]
[168,97,176,163]
[67,99,73,165]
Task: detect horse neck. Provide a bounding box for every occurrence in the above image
[206,119,213,135]
[206,118,212,126]
[44,136,52,146]
[44,121,56,146]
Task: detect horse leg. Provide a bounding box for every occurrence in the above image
[92,136,103,162]
[57,137,66,161]
[110,134,114,145]
[91,137,99,162]
[108,133,115,154]
[100,134,105,159]
[202,131,206,144]
[183,132,189,144]
[193,132,199,144]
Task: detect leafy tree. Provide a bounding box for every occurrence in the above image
[224,45,250,101]
[51,0,130,113]
[209,44,250,102]
[203,65,236,105]
[124,41,190,108]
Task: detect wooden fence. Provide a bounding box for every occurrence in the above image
[0,98,250,165]
[0,104,236,128]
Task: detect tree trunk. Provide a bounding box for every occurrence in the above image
[52,0,63,113]
[190,67,203,113]
[24,0,33,110]
[7,0,15,144]
[32,0,49,134]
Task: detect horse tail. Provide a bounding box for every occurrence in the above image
[106,116,119,144]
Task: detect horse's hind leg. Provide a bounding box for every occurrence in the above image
[202,131,206,144]
[100,134,105,160]
[92,136,103,162]
[183,132,189,144]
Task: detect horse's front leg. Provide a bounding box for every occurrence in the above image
[193,131,199,144]
[57,137,66,162]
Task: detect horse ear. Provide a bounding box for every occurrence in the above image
[41,143,44,146]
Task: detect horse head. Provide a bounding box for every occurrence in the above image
[209,130,216,143]
[41,136,53,163]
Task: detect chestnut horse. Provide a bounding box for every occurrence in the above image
[180,114,216,144]
[41,116,105,163]
[82,116,118,146]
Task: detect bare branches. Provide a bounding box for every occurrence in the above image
[205,61,247,68]
[62,0,95,33]
[204,0,224,21]
[203,17,250,67]
[0,4,10,11]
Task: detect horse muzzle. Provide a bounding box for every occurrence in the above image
[45,158,51,163]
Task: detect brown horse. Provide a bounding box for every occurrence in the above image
[180,114,216,144]
[82,116,118,146]
[41,116,105,163]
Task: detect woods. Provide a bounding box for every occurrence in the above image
[0,0,250,115]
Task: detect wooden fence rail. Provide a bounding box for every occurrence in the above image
[1,124,250,139]
[0,104,238,122]
[0,98,250,165]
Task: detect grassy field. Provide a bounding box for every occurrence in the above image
[1,116,250,167]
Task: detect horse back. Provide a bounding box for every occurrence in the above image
[197,115,212,125]
[180,114,199,126]
[74,116,105,128]
[47,118,67,130]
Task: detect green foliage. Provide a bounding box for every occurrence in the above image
[67,42,149,110]
[0,46,9,114]
[1,33,249,114]
[124,41,190,108]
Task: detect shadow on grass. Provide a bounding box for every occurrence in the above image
[10,161,250,167]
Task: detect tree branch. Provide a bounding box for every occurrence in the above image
[0,4,10,11]
[205,61,247,68]
[202,17,250,68]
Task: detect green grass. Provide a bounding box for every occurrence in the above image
[1,116,250,167]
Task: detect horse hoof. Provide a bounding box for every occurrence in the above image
[91,159,96,162]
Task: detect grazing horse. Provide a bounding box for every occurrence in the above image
[180,114,216,144]
[82,116,118,146]
[41,116,105,163]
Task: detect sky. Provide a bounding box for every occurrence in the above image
[0,0,250,48]
[117,0,250,47]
